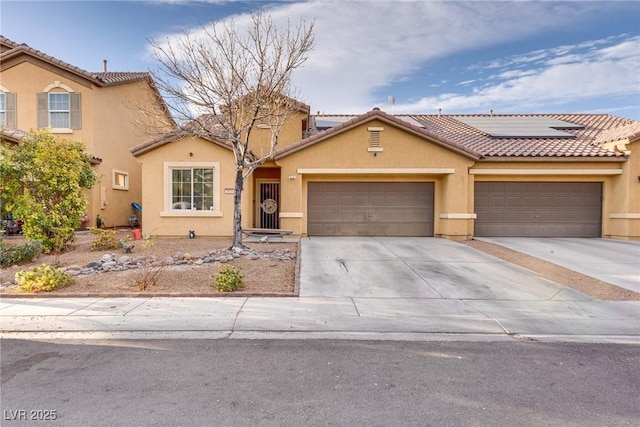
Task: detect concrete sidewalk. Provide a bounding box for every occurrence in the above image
[2,295,639,343]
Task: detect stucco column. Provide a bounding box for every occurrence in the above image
[436,172,475,241]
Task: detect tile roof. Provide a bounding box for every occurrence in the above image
[409,113,632,158]
[276,109,481,160]
[593,120,640,145]
[130,128,233,157]
[301,111,635,159]
[0,35,150,87]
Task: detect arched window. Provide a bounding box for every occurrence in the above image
[37,81,81,130]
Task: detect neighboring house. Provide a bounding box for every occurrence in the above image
[132,101,640,241]
[0,36,173,228]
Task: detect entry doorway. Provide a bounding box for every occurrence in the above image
[257,181,280,229]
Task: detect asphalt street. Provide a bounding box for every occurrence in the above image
[1,339,639,427]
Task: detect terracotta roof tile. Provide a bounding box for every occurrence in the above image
[281,111,635,160]
[405,113,633,158]
[594,121,640,145]
[0,35,150,86]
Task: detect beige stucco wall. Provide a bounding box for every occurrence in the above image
[1,59,171,228]
[246,109,308,157]
[134,136,253,237]
[602,140,639,239]
[275,119,477,239]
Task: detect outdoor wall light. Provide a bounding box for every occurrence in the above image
[288,175,297,180]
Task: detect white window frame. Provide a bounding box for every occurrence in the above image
[161,162,222,217]
[112,169,129,190]
[49,92,71,129]
[40,81,77,133]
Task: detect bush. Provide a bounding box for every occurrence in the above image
[0,130,97,253]
[15,264,74,293]
[89,227,120,251]
[0,241,42,267]
[212,265,244,292]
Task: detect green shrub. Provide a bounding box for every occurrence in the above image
[0,130,97,254]
[15,264,74,293]
[89,227,120,251]
[0,241,42,267]
[212,265,244,292]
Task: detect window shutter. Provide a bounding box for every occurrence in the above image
[70,93,81,129]
[37,92,48,128]
[5,93,16,128]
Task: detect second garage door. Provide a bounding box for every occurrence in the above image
[474,182,602,237]
[308,182,434,236]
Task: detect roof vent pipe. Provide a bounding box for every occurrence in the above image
[438,108,442,117]
[103,59,108,72]
[489,109,493,116]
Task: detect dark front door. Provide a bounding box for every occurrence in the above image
[258,181,280,229]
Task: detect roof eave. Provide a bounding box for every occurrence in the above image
[477,155,628,162]
[131,130,233,157]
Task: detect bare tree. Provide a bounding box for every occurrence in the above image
[149,12,314,248]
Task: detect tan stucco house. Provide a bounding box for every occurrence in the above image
[132,99,640,241]
[0,36,173,228]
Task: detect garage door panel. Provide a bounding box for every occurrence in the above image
[308,182,434,236]
[475,182,601,237]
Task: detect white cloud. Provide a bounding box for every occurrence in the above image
[149,1,639,115]
[394,35,640,114]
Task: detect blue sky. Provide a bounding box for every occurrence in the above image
[2,0,639,119]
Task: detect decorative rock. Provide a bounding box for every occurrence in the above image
[172,251,183,259]
[117,255,131,265]
[66,265,83,271]
[202,256,214,263]
[250,254,261,260]
[183,253,192,260]
[101,254,115,263]
[66,270,80,276]
[86,262,100,270]
[194,259,204,266]
[163,257,175,265]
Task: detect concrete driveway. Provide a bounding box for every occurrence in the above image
[477,238,640,293]
[299,236,589,300]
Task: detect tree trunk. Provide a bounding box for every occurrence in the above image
[232,168,244,248]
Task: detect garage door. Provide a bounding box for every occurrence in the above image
[308,182,434,236]
[474,182,602,237]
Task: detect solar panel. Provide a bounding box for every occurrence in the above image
[314,116,355,129]
[454,116,583,138]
